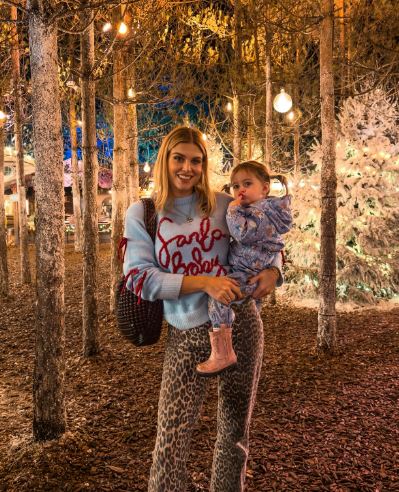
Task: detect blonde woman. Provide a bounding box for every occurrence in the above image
[123,126,282,491]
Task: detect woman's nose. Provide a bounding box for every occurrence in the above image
[182,159,191,171]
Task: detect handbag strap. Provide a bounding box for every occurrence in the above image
[141,197,157,243]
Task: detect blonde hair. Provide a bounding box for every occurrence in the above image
[152,126,216,216]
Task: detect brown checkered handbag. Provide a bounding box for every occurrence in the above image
[116,198,163,346]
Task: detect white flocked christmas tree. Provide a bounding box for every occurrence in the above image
[285,87,399,303]
[207,132,230,192]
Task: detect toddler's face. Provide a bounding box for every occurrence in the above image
[231,170,270,206]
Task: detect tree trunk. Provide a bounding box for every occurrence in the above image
[318,0,337,353]
[28,0,66,441]
[80,19,100,357]
[69,98,83,252]
[264,29,272,168]
[294,122,300,174]
[247,102,253,159]
[232,0,242,167]
[110,42,128,313]
[336,0,346,98]
[127,66,140,205]
[11,5,31,284]
[0,115,8,297]
[232,92,241,166]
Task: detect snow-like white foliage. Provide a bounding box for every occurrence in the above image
[285,88,399,303]
[207,133,230,192]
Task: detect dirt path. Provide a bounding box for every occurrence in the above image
[0,245,398,491]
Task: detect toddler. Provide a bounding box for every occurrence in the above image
[197,160,292,377]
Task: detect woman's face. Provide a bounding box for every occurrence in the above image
[167,142,204,198]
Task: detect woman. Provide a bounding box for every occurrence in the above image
[123,126,282,491]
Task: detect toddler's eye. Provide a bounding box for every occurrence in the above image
[232,184,239,190]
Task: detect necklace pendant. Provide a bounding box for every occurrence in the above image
[186,216,193,223]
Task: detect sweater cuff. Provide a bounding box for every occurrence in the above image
[160,273,184,300]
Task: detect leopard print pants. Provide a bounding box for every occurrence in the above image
[148,298,264,492]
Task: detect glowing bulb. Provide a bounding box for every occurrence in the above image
[201,133,207,141]
[379,151,385,158]
[362,146,369,153]
[102,22,112,32]
[385,153,391,159]
[0,110,7,121]
[143,162,151,173]
[118,22,128,35]
[273,89,292,113]
[77,120,83,126]
[127,87,135,99]
[5,146,12,154]
[298,180,305,188]
[226,102,233,112]
[287,111,295,121]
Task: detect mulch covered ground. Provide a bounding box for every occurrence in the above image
[0,244,398,492]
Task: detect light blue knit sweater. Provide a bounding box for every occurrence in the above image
[123,192,283,329]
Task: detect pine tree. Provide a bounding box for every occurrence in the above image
[285,87,399,303]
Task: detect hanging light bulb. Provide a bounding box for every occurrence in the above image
[286,110,295,122]
[226,101,233,112]
[127,87,135,99]
[118,21,128,35]
[77,120,83,126]
[202,133,207,141]
[0,110,8,121]
[102,22,112,32]
[273,88,293,113]
[143,162,151,173]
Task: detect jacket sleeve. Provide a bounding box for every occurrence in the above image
[263,195,292,234]
[227,196,292,245]
[123,201,183,301]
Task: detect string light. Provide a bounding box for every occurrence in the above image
[77,120,83,126]
[0,110,7,121]
[287,111,295,121]
[226,101,232,112]
[273,89,292,113]
[102,22,112,32]
[127,87,135,99]
[202,133,207,141]
[143,162,151,173]
[118,21,128,35]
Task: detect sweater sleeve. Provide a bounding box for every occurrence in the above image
[123,201,183,301]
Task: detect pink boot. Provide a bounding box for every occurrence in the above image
[196,325,237,377]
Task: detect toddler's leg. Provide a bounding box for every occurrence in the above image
[196,298,237,377]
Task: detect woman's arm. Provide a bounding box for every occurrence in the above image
[124,202,183,301]
[180,275,243,305]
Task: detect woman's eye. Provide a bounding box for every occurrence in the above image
[174,155,184,162]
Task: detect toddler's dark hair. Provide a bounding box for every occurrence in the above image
[230,160,288,194]
[230,160,271,183]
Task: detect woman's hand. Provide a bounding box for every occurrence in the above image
[247,268,280,299]
[203,276,243,305]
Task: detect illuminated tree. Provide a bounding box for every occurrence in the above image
[286,87,399,303]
